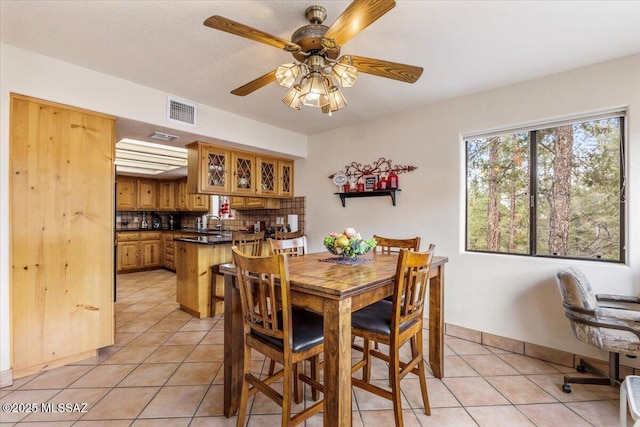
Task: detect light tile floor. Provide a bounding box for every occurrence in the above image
[0,269,630,426]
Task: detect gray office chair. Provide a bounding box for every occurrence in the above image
[555,267,640,393]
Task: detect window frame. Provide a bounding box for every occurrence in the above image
[464,112,626,263]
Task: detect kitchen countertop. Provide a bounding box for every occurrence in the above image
[174,234,233,245]
[115,227,225,234]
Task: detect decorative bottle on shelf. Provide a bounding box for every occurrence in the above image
[140,212,148,229]
[379,176,387,190]
[388,170,398,189]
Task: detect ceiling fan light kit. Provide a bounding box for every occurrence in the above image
[204,0,423,116]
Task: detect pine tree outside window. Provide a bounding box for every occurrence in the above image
[465,112,625,263]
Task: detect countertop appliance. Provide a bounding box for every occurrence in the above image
[152,214,162,230]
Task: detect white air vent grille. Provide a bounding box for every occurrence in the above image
[167,96,197,126]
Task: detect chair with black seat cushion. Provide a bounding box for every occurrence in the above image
[555,267,640,393]
[351,245,435,427]
[232,247,324,427]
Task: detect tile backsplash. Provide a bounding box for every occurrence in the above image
[116,196,306,234]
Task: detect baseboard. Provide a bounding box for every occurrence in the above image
[444,322,636,374]
[0,368,13,388]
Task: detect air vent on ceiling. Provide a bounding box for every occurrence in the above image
[167,96,197,126]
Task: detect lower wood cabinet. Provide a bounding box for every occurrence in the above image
[117,231,161,272]
[140,232,162,268]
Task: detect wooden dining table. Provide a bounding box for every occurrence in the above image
[219,251,448,426]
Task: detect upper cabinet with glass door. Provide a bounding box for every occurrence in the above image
[257,156,278,197]
[186,141,293,198]
[278,159,294,197]
[187,142,230,194]
[231,152,256,195]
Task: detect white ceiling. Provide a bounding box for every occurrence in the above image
[2,0,640,139]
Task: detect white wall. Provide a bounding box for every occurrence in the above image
[0,44,307,378]
[297,54,640,361]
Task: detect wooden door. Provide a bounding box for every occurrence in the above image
[278,159,294,197]
[257,156,278,196]
[116,176,137,210]
[141,240,161,267]
[118,241,141,271]
[158,180,175,211]
[231,152,256,195]
[137,178,157,210]
[189,194,210,212]
[175,179,189,211]
[10,94,115,377]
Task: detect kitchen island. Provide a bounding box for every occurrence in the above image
[174,234,233,318]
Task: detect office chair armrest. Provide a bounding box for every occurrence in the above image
[597,294,640,304]
[596,306,640,323]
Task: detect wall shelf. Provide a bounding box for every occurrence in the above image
[334,189,401,207]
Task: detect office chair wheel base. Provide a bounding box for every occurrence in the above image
[576,365,586,373]
[562,384,572,393]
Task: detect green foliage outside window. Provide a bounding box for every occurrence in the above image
[466,115,624,262]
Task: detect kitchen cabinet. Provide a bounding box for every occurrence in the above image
[186,141,294,198]
[231,151,256,195]
[176,241,232,318]
[278,159,294,197]
[187,141,231,194]
[116,177,158,211]
[175,178,210,212]
[117,232,141,271]
[163,233,176,270]
[137,179,157,210]
[140,231,162,268]
[117,231,162,272]
[230,196,281,210]
[257,156,278,196]
[10,94,115,377]
[116,176,137,210]
[158,180,175,211]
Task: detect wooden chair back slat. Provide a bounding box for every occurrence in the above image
[373,235,421,254]
[267,236,308,257]
[275,229,303,240]
[232,247,289,341]
[232,230,265,256]
[394,244,435,329]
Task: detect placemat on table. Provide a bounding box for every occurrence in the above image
[319,257,374,266]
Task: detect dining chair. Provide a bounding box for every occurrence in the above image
[351,245,435,427]
[268,236,308,257]
[232,247,324,427]
[275,229,304,240]
[373,235,421,253]
[231,230,265,256]
[210,231,266,313]
[266,235,318,397]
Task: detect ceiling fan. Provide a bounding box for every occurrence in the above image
[203,0,423,115]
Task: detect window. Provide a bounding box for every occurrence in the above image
[465,113,625,262]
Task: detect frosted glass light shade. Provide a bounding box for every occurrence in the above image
[275,63,300,88]
[328,86,347,112]
[282,84,302,110]
[299,73,329,108]
[332,61,358,87]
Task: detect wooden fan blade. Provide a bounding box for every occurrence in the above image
[204,16,301,52]
[231,70,277,96]
[323,0,396,46]
[350,55,423,83]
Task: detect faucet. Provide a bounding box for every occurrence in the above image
[206,214,223,233]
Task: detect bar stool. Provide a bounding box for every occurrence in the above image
[621,376,640,427]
